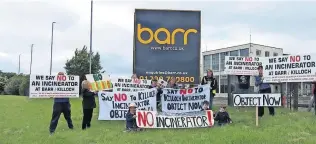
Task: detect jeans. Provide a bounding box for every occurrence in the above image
[49,102,73,133]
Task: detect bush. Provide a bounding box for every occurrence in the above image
[4,75,24,95]
[0,76,8,94]
[19,76,30,96]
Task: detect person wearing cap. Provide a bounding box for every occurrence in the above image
[214,105,232,126]
[149,79,163,111]
[81,80,97,130]
[255,65,274,117]
[49,72,74,134]
[125,103,142,132]
[201,69,218,110]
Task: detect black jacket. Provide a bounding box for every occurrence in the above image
[149,86,163,102]
[214,111,232,124]
[82,89,96,109]
[126,111,138,129]
[201,76,217,93]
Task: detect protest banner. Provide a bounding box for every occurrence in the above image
[233,94,282,107]
[262,54,316,83]
[85,73,112,91]
[29,75,79,98]
[136,110,214,128]
[112,78,151,92]
[224,56,262,75]
[98,88,157,120]
[161,85,210,113]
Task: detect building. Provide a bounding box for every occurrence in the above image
[201,43,283,96]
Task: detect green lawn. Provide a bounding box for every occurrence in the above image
[1,96,316,144]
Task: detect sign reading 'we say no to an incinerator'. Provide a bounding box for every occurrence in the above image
[262,54,316,83]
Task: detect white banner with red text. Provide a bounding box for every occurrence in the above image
[224,56,262,75]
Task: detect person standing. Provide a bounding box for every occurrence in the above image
[201,69,218,110]
[308,82,316,113]
[255,66,274,117]
[81,80,97,130]
[149,79,163,106]
[166,77,179,89]
[49,72,74,134]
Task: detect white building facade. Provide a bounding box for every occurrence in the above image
[201,43,284,96]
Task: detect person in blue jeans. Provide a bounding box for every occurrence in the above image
[49,72,74,134]
[255,66,274,117]
[201,69,218,110]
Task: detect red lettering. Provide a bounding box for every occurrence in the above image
[206,110,214,127]
[137,111,154,127]
[244,57,253,62]
[290,55,300,62]
[179,88,194,95]
[57,75,66,81]
[114,93,127,101]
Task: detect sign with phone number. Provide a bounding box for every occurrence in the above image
[139,75,195,83]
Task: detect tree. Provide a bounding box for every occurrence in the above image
[4,75,24,95]
[64,45,103,92]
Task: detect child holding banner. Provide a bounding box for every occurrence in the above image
[201,69,218,110]
[255,66,275,117]
[81,80,97,130]
[125,103,142,132]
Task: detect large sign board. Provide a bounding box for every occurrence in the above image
[136,110,214,128]
[262,54,316,83]
[29,75,79,98]
[224,56,262,75]
[233,94,282,106]
[111,78,151,92]
[133,9,201,84]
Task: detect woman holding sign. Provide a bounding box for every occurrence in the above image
[255,66,275,117]
[81,80,97,130]
[201,69,218,110]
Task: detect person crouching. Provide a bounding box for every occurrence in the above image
[81,80,97,130]
[214,105,232,126]
[125,103,142,132]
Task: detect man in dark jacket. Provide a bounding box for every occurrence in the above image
[201,69,218,110]
[49,72,74,134]
[81,80,97,130]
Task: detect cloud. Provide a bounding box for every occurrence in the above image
[1,0,316,77]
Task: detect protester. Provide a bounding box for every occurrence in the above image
[201,69,218,110]
[214,105,232,126]
[125,103,142,132]
[166,77,179,89]
[255,65,275,117]
[49,72,74,135]
[149,79,163,110]
[201,100,210,111]
[308,82,316,112]
[131,73,138,79]
[81,80,97,130]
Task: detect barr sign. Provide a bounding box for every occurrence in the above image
[133,9,201,84]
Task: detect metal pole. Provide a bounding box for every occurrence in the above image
[50,22,56,75]
[18,54,21,74]
[30,44,34,75]
[89,0,93,74]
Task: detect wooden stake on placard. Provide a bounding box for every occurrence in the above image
[255,106,259,126]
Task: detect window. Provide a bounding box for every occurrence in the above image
[273,53,278,56]
[265,51,270,57]
[203,55,211,72]
[220,52,229,71]
[230,50,239,56]
[256,50,261,56]
[212,53,219,71]
[240,48,249,56]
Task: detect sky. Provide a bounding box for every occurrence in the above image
[0,0,316,77]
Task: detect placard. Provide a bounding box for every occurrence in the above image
[85,74,112,91]
[136,110,214,128]
[29,75,79,98]
[224,56,262,75]
[112,78,151,92]
[161,85,210,113]
[233,93,282,106]
[98,88,157,120]
[262,54,316,82]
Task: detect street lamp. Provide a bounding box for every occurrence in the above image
[18,54,21,74]
[50,22,56,75]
